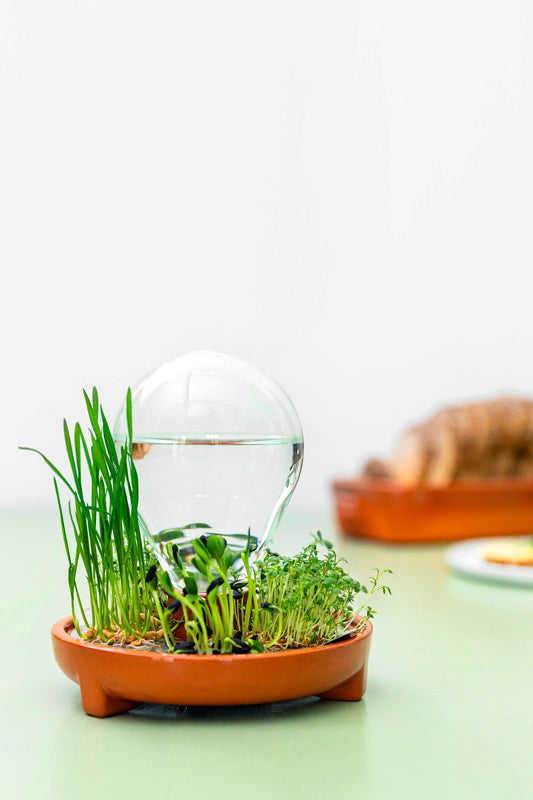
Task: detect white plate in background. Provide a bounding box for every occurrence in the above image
[446,536,533,587]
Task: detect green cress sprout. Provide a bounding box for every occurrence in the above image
[253,535,392,649]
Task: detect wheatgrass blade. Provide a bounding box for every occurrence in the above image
[18,447,76,496]
[21,387,160,642]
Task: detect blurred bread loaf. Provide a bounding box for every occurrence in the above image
[367,397,533,487]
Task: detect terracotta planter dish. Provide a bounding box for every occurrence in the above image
[333,477,533,543]
[51,616,373,718]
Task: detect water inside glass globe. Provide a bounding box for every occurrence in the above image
[113,352,304,584]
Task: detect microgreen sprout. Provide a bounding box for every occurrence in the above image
[151,531,266,655]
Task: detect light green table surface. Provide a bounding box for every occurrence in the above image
[1,508,532,800]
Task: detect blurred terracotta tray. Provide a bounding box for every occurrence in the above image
[332,478,533,543]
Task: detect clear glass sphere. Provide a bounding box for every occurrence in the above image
[113,351,304,582]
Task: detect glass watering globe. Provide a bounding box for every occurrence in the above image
[113,351,304,586]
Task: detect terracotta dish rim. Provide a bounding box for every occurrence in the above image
[51,615,373,661]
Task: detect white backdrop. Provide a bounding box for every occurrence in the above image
[2,1,533,511]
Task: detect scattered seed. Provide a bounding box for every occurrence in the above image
[155,630,165,639]
[145,564,157,583]
[145,631,156,640]
[130,639,142,647]
[206,576,224,595]
[229,637,251,653]
[172,641,196,653]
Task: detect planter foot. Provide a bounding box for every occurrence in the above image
[319,665,367,702]
[78,673,138,718]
